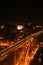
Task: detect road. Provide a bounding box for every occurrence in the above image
[0,47,43,65]
[0,30,43,65]
[0,45,39,65]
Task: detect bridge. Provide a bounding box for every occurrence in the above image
[0,29,43,65]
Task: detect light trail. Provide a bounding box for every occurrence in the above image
[0,30,43,62]
[0,30,43,54]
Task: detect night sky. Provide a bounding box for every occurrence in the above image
[0,3,43,24]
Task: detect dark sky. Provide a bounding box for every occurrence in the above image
[0,3,43,24]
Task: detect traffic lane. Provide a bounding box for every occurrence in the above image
[30,47,43,65]
[0,48,23,65]
[0,46,39,65]
[0,52,14,65]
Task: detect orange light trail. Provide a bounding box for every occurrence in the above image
[13,37,39,65]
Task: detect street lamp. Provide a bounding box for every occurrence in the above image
[17,25,24,30]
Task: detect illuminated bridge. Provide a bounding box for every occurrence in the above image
[0,30,43,65]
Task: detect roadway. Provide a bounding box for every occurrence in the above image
[0,30,43,65]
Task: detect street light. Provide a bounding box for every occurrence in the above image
[1,25,4,29]
[17,25,24,30]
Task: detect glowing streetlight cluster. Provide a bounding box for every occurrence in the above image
[17,25,24,30]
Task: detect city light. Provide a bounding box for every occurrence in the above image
[0,24,43,65]
[36,25,42,28]
[28,22,31,26]
[1,25,4,29]
[17,25,24,30]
